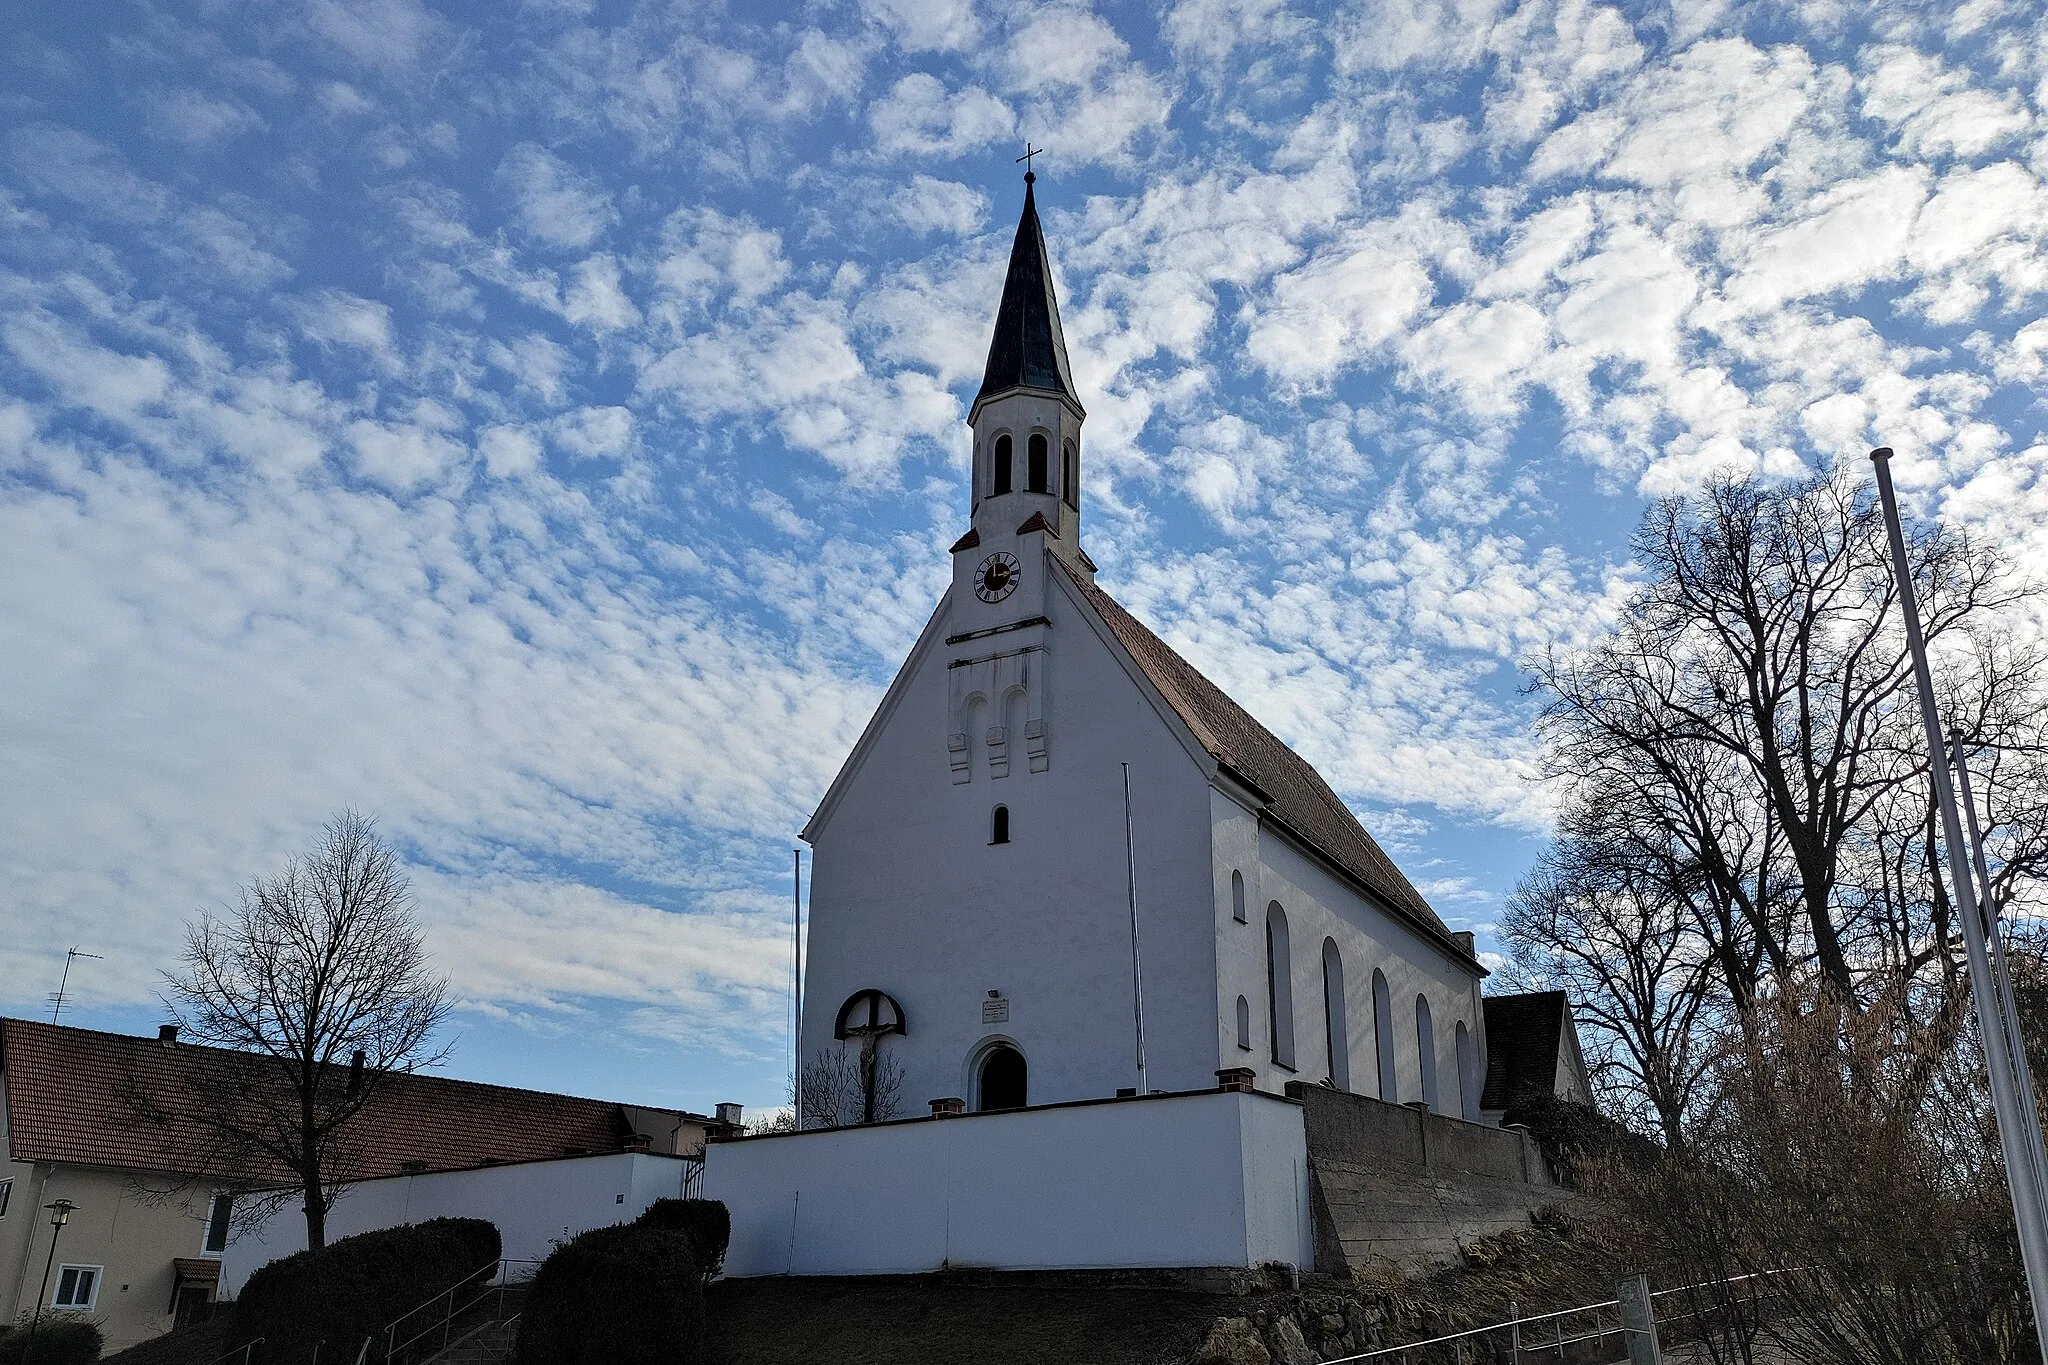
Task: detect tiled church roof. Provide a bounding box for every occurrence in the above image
[1063,561,1464,955]
[0,1018,672,1179]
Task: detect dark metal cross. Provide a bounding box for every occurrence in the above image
[1017,143,1042,176]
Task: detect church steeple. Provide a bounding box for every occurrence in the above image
[970,174,1082,424]
[959,173,1089,584]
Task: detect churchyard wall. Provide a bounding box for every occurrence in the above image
[218,1152,696,1298]
[1288,1082,1566,1273]
[705,1089,1313,1277]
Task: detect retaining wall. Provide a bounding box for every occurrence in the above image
[1286,1082,1567,1273]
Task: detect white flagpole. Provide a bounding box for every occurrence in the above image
[1123,762,1148,1095]
[1949,733,2048,1228]
[1872,446,2048,1361]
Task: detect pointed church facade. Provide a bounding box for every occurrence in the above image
[798,178,1489,1122]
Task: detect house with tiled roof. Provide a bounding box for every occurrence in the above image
[1479,990,1595,1119]
[0,1018,737,1351]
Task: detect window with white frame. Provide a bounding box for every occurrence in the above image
[52,1265,101,1310]
[204,1192,233,1255]
[0,1177,12,1218]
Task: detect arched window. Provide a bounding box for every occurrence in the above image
[1372,970,1395,1101]
[993,434,1013,495]
[1322,939,1349,1092]
[1265,902,1295,1069]
[978,1043,1026,1110]
[1455,1020,1478,1121]
[1062,440,1078,509]
[1028,433,1049,492]
[1230,870,1247,924]
[1416,995,1438,1111]
[990,805,1009,845]
[1235,995,1252,1051]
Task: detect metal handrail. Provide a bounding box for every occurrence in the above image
[203,1338,261,1365]
[1323,1267,1795,1363]
[383,1258,540,1362]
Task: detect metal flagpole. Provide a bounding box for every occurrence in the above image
[1950,733,2048,1225]
[1122,762,1148,1095]
[1872,445,2048,1361]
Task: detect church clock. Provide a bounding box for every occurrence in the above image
[974,552,1021,603]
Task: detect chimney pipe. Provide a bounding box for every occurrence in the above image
[347,1049,366,1098]
[157,1024,179,1045]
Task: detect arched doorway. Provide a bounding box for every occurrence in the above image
[978,1044,1027,1110]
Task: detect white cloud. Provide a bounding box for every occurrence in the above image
[862,0,981,52]
[143,90,265,145]
[497,143,617,250]
[869,73,1014,157]
[564,255,639,331]
[892,175,988,236]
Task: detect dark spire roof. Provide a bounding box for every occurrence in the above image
[974,175,1080,416]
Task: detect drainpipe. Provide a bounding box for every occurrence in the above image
[6,1163,54,1323]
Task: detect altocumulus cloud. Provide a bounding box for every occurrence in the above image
[4,0,2048,1107]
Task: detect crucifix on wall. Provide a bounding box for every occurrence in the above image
[833,988,907,1125]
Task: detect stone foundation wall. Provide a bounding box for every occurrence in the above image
[1285,1082,1568,1274]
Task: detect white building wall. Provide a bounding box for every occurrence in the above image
[801,560,1222,1112]
[219,1154,693,1298]
[1214,797,1485,1112]
[705,1092,1310,1276]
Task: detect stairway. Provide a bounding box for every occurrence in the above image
[420,1314,520,1365]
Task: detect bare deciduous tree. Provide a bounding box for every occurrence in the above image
[1516,470,2048,1140]
[151,811,450,1250]
[797,1042,904,1128]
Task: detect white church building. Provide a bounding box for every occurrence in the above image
[705,178,1562,1279]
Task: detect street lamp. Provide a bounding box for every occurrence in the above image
[23,1199,77,1365]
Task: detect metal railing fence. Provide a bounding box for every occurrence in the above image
[381,1258,540,1364]
[1323,1269,1792,1364]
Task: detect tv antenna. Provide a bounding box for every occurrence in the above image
[49,947,102,1023]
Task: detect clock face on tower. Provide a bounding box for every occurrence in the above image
[975,552,1021,603]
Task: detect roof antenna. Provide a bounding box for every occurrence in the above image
[1016,143,1042,182]
[48,947,103,1024]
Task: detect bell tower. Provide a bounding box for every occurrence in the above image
[952,172,1090,620]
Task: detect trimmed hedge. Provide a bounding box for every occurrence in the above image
[515,1225,703,1365]
[0,1318,103,1365]
[229,1217,499,1365]
[633,1200,730,1281]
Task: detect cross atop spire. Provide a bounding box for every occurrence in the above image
[971,172,1080,422]
[1016,143,1042,179]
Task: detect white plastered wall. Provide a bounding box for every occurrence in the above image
[706,1091,1311,1276]
[1212,793,1486,1114]
[801,558,1222,1113]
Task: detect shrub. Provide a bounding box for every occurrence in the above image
[515,1224,703,1365]
[228,1217,500,1365]
[0,1317,103,1365]
[633,1200,729,1281]
[1504,1091,1658,1182]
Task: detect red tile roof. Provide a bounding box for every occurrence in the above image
[1,1019,677,1179]
[1061,560,1466,958]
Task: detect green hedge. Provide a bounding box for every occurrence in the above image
[0,1317,103,1365]
[633,1200,729,1281]
[515,1225,703,1365]
[228,1217,500,1365]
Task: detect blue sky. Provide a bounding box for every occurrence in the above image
[4,0,2046,1116]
